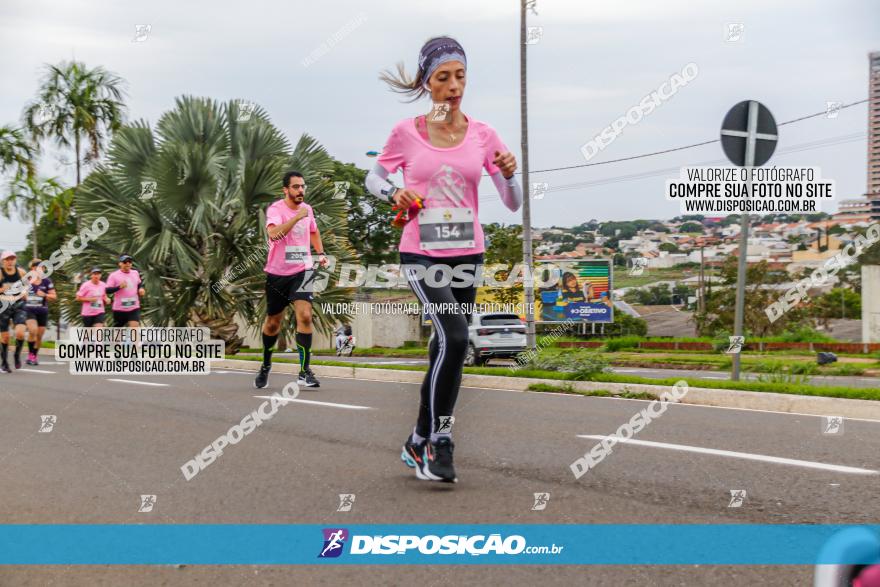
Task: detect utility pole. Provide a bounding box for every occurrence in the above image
[520,0,536,349]
[698,245,706,314]
[731,207,750,380]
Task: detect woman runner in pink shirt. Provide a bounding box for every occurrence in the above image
[365,37,522,483]
[76,267,111,328]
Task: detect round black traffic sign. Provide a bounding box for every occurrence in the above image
[720,100,778,167]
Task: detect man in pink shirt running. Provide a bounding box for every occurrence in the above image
[255,171,329,390]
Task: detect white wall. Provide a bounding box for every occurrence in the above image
[235,302,424,350]
[863,265,880,343]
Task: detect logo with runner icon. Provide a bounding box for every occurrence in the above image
[429,102,450,122]
[318,528,349,558]
[436,416,454,434]
[138,494,157,513]
[333,181,350,200]
[726,336,745,354]
[532,492,550,511]
[531,182,549,200]
[822,416,844,435]
[38,415,57,433]
[337,494,355,512]
[139,181,157,201]
[628,257,648,276]
[728,489,747,508]
[237,101,257,122]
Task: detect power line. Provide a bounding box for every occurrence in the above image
[481,131,866,204]
[529,139,719,175]
[542,132,866,193]
[521,99,869,176]
[776,100,867,127]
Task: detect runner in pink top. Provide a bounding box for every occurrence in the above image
[105,254,145,327]
[364,36,522,484]
[75,267,110,327]
[263,199,318,275]
[375,115,513,257]
[254,171,329,391]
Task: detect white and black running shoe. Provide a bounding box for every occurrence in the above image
[420,438,457,483]
[298,368,320,388]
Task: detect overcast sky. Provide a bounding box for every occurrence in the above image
[1,0,878,250]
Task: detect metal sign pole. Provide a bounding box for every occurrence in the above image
[720,100,777,381]
[730,101,758,380]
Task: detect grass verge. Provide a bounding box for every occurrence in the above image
[527,383,655,399]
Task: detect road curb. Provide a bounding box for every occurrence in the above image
[215,359,880,421]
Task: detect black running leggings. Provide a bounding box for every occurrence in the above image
[401,252,483,438]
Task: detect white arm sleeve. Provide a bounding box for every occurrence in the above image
[365,163,397,203]
[491,172,523,212]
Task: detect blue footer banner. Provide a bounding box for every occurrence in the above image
[1,524,879,565]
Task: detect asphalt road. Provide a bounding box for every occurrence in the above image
[2,360,878,585]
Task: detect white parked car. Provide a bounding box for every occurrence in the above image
[464,312,527,366]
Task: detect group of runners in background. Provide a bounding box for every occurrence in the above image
[0,250,143,372]
[2,35,519,486]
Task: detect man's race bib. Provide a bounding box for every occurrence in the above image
[90,301,103,309]
[418,207,475,250]
[285,246,310,264]
[120,297,137,308]
[26,295,43,307]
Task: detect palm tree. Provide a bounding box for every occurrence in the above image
[23,61,126,186]
[0,125,36,180]
[0,175,65,258]
[73,96,356,352]
[46,186,75,226]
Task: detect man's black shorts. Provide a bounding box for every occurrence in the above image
[266,270,315,315]
[82,314,106,327]
[113,309,141,326]
[0,301,27,331]
[26,311,48,327]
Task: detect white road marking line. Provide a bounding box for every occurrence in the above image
[576,435,879,475]
[107,379,169,387]
[19,368,56,374]
[35,361,63,365]
[571,394,880,424]
[253,395,371,410]
[217,367,880,424]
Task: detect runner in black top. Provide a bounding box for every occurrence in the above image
[0,251,29,372]
[24,259,56,365]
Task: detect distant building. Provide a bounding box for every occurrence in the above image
[832,198,873,223]
[869,51,880,219]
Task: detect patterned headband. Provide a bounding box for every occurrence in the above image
[418,38,467,84]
